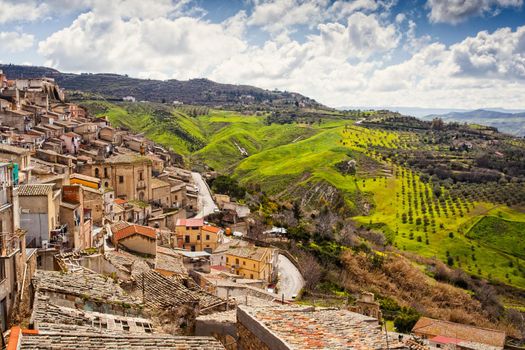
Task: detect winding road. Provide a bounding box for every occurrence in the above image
[277,254,305,300]
[191,172,217,219]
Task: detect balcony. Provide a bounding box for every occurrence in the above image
[0,232,20,257]
[136,180,146,189]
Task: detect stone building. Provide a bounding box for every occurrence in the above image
[86,153,152,202]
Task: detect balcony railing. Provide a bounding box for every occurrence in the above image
[136,180,146,189]
[0,233,20,257]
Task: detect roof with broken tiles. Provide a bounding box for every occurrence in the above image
[11,328,225,349]
[33,269,141,307]
[238,305,405,350]
[31,292,155,335]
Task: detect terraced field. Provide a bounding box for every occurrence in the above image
[82,100,525,288]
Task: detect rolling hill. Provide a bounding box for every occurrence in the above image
[423,109,525,137]
[0,64,324,109]
[80,100,525,290]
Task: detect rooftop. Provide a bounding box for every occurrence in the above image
[151,178,170,189]
[412,317,506,348]
[176,218,204,227]
[226,246,273,262]
[114,224,157,242]
[0,143,30,155]
[106,153,151,164]
[15,329,225,349]
[18,184,54,196]
[238,305,404,350]
[33,270,140,307]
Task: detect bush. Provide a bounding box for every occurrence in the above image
[394,308,420,333]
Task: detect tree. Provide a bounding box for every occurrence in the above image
[394,309,420,333]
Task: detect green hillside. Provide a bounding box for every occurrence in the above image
[80,100,525,288]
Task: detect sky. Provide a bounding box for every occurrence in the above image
[1,0,525,109]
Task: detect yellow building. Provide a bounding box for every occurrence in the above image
[224,246,276,282]
[175,218,222,253]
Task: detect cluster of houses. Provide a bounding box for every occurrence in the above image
[0,71,511,349]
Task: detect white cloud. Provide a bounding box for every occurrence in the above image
[38,12,246,79]
[0,1,48,23]
[0,31,35,52]
[450,26,525,79]
[426,0,523,24]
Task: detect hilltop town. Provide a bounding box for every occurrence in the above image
[0,71,519,350]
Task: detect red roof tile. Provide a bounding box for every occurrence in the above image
[114,198,127,205]
[114,225,156,242]
[176,218,204,227]
[202,225,221,234]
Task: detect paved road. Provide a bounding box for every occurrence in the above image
[278,254,305,300]
[191,172,217,219]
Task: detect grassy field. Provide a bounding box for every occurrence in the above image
[82,100,525,288]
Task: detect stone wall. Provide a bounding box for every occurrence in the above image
[236,307,290,350]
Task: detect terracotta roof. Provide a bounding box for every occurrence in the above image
[412,317,506,348]
[238,305,404,350]
[431,336,462,344]
[202,225,222,234]
[114,224,156,242]
[114,198,127,205]
[18,184,54,196]
[176,218,204,227]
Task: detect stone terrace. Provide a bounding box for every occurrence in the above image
[237,305,405,350]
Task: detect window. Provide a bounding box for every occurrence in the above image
[205,235,210,241]
[190,245,195,252]
[139,171,143,181]
[250,274,254,279]
[253,263,256,268]
[105,182,109,188]
[196,235,200,240]
[185,235,190,243]
[119,176,124,184]
[243,261,245,265]
[235,258,239,265]
[104,168,108,177]
[94,168,100,177]
[0,260,5,281]
[226,257,229,263]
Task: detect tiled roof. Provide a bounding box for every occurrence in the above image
[19,331,225,349]
[114,224,157,242]
[226,246,273,262]
[114,198,128,205]
[176,218,204,227]
[18,184,54,196]
[33,270,140,307]
[31,292,155,335]
[155,246,187,275]
[412,317,506,348]
[238,305,404,350]
[202,225,222,234]
[0,143,30,155]
[106,153,151,164]
[151,178,170,189]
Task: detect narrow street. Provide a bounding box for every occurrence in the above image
[277,254,305,300]
[191,172,217,219]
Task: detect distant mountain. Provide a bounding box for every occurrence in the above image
[422,109,525,137]
[0,64,325,109]
[338,106,525,118]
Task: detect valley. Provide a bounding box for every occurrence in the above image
[81,100,525,290]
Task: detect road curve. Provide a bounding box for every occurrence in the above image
[277,254,305,300]
[191,172,217,219]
